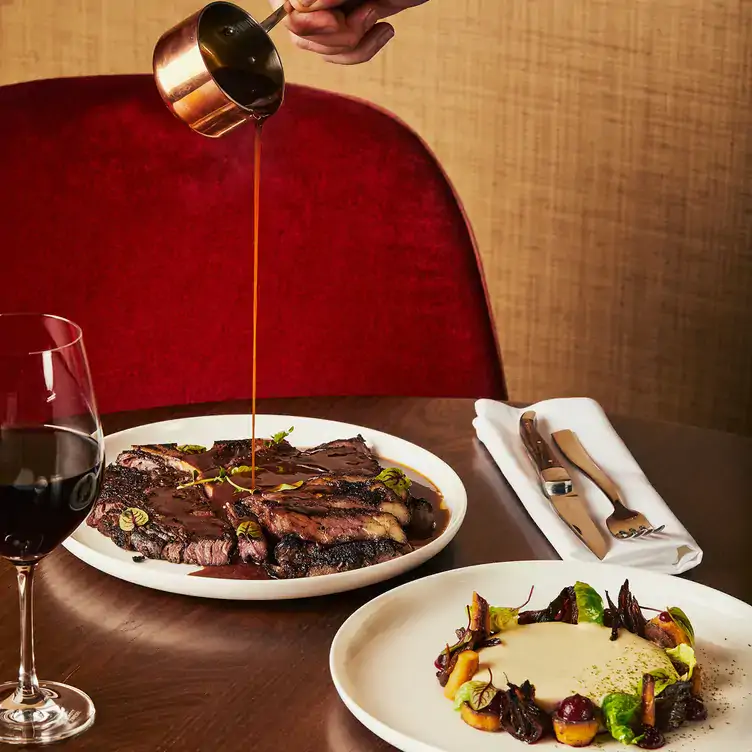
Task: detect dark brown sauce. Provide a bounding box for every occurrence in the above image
[146,488,227,536]
[172,451,216,475]
[190,563,269,580]
[223,449,378,491]
[177,440,264,477]
[188,466,449,579]
[204,481,242,508]
[251,125,261,490]
[211,68,278,109]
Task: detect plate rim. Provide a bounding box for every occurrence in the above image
[329,559,752,752]
[63,413,468,600]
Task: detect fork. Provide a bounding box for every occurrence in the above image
[551,429,665,540]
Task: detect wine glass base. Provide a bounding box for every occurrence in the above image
[0,681,95,745]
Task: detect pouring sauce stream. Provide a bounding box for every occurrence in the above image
[251,125,262,489]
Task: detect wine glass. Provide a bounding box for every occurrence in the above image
[0,313,104,744]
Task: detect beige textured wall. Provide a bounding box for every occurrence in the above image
[1,0,750,433]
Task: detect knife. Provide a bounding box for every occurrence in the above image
[519,410,609,560]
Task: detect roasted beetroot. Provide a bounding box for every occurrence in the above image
[553,695,598,747]
[559,695,596,722]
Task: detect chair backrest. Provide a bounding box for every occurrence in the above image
[0,75,505,413]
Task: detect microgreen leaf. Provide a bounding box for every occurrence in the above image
[118,507,149,532]
[273,481,304,491]
[231,465,257,475]
[453,675,498,712]
[375,467,412,498]
[453,681,486,711]
[236,520,263,539]
[270,427,294,444]
[471,670,498,711]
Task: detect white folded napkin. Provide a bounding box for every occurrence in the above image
[473,398,703,575]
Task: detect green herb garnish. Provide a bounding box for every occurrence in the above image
[375,467,412,498]
[269,427,294,445]
[273,481,304,491]
[118,507,149,532]
[231,466,256,475]
[453,675,498,712]
[236,520,263,539]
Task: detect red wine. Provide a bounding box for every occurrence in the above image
[0,426,103,562]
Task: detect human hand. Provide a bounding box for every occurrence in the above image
[270,0,429,65]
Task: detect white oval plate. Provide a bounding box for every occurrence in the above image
[62,414,466,600]
[330,560,752,751]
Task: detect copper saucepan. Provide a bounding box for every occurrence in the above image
[153,0,364,138]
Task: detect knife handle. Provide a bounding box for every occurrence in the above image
[519,411,572,496]
[551,429,621,505]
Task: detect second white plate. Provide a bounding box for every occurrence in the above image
[330,560,752,751]
[63,414,467,600]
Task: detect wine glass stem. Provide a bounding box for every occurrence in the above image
[13,563,43,704]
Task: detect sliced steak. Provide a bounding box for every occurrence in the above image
[87,464,142,529]
[249,485,409,527]
[270,536,410,578]
[297,436,381,476]
[298,476,410,525]
[183,537,234,567]
[237,529,268,564]
[87,465,234,566]
[116,449,186,485]
[133,439,293,479]
[207,439,287,470]
[88,433,420,575]
[225,507,269,564]
[128,444,209,476]
[237,496,407,546]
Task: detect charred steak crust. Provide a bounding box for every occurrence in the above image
[269,537,411,579]
[252,479,411,526]
[235,495,408,546]
[88,435,436,577]
[89,464,234,566]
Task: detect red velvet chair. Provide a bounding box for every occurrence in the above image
[0,75,505,413]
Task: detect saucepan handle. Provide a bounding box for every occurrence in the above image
[262,0,368,33]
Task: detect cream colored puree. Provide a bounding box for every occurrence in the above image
[473,622,677,713]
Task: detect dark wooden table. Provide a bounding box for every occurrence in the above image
[4,398,750,751]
